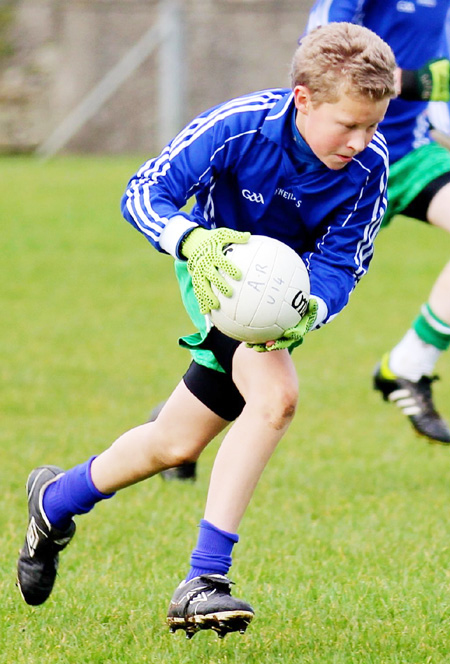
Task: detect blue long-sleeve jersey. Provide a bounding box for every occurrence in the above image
[122,89,389,325]
[306,0,450,164]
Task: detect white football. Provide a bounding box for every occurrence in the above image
[210,235,310,343]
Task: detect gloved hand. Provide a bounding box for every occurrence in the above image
[181,226,251,314]
[248,298,318,353]
[401,58,450,102]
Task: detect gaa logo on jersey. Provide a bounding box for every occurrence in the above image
[396,1,415,12]
[242,189,265,204]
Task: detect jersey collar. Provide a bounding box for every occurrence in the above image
[260,90,295,145]
[261,90,322,170]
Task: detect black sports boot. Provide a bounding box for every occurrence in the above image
[17,466,76,605]
[167,574,254,639]
[373,354,450,444]
[149,401,197,482]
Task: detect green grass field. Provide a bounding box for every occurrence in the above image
[2,155,450,663]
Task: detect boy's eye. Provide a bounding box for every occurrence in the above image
[343,123,377,131]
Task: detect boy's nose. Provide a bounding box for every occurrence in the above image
[347,131,366,154]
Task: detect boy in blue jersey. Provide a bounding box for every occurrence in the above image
[17,23,395,637]
[306,0,450,445]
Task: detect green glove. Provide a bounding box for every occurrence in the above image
[181,226,251,314]
[248,298,318,353]
[402,58,450,102]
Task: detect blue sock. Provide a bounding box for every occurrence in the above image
[186,519,239,581]
[42,456,115,529]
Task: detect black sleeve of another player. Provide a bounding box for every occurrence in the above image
[400,69,431,101]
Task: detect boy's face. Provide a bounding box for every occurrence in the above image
[294,85,389,170]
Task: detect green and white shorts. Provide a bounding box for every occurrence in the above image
[175,259,225,373]
[384,142,450,227]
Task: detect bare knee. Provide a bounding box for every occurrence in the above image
[156,438,202,469]
[144,422,204,469]
[271,385,298,430]
[249,379,299,431]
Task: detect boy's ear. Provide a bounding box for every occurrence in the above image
[294,85,312,115]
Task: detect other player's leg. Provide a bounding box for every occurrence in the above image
[374,175,450,443]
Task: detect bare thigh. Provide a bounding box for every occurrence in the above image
[153,380,230,458]
[424,184,450,323]
[427,182,450,231]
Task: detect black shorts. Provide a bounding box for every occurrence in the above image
[402,171,450,222]
[182,327,245,421]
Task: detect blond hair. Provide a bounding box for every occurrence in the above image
[291,22,396,105]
